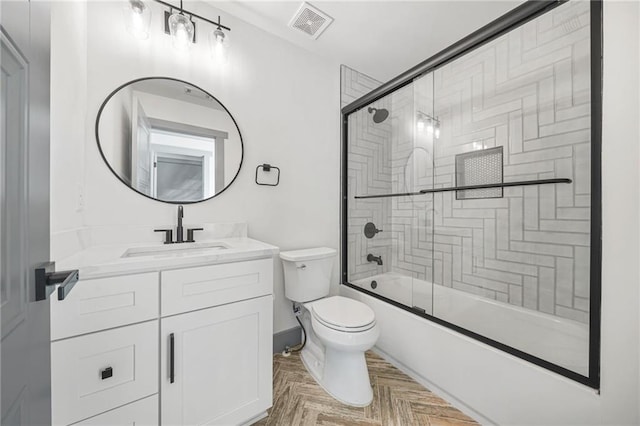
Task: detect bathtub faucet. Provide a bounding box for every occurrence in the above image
[367,253,383,266]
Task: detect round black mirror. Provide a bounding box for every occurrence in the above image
[96,77,243,204]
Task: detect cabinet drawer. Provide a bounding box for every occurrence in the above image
[51,272,158,340]
[71,395,158,426]
[51,321,158,426]
[161,258,273,316]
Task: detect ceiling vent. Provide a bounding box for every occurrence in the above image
[184,87,212,102]
[289,2,333,40]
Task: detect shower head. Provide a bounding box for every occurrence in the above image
[368,107,389,124]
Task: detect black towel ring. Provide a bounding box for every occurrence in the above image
[255,163,280,186]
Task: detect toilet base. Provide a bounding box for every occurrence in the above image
[300,346,373,407]
[298,309,374,407]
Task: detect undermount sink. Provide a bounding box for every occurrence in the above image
[121,242,229,258]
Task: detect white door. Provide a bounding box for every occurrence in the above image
[161,296,273,425]
[1,1,53,424]
[131,99,151,196]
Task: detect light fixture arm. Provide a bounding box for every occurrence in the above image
[417,110,439,124]
[153,0,231,31]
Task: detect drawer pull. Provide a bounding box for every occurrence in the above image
[169,333,175,383]
[100,367,113,380]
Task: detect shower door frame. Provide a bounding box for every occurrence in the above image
[340,0,602,389]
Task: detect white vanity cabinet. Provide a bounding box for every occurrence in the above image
[50,272,160,426]
[160,258,274,426]
[50,255,274,426]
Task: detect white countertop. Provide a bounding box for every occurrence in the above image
[56,237,280,280]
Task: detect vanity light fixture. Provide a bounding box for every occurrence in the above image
[209,16,230,64]
[167,1,195,51]
[123,0,152,40]
[416,111,440,139]
[124,0,233,59]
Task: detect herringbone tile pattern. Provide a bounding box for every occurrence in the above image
[345,0,593,324]
[254,352,477,426]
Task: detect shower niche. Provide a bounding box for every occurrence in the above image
[342,0,600,388]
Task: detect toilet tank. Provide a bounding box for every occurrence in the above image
[280,247,336,303]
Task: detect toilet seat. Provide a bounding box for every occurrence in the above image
[311,296,376,333]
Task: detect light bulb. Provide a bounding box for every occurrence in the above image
[434,122,440,139]
[426,119,434,134]
[417,118,425,132]
[209,28,230,65]
[123,0,151,40]
[176,25,188,44]
[169,12,194,50]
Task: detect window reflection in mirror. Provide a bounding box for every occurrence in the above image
[96,78,243,203]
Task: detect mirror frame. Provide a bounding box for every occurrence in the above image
[95,76,244,204]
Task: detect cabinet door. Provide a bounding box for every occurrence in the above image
[161,296,273,425]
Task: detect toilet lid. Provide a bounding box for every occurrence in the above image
[312,296,375,330]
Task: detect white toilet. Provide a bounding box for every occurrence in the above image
[280,247,379,407]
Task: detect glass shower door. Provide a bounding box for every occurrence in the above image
[424,0,592,376]
[344,0,598,386]
[346,83,434,313]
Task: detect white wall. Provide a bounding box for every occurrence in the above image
[50,1,88,243]
[50,0,341,334]
[602,0,640,421]
[343,1,640,424]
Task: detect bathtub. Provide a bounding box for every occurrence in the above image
[351,272,589,376]
[352,272,432,310]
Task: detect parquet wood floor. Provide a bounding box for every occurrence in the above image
[254,351,478,426]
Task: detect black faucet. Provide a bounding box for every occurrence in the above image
[367,253,383,266]
[176,205,184,243]
[154,205,203,244]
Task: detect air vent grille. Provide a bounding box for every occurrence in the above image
[184,87,212,101]
[289,2,333,40]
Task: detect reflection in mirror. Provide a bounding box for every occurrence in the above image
[96,78,243,203]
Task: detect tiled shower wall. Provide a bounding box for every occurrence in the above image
[341,65,391,281]
[428,0,591,323]
[341,65,381,109]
